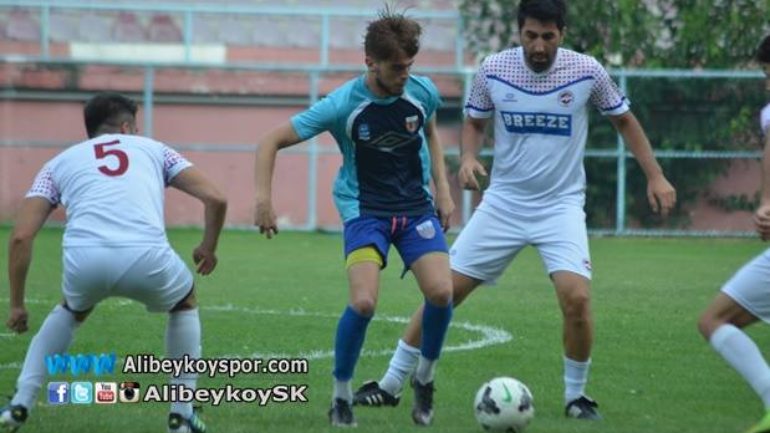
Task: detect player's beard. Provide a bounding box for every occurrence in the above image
[376,76,404,96]
[526,52,553,73]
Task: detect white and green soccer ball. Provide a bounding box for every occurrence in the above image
[474,377,535,433]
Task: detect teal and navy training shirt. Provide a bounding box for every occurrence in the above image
[291,74,442,223]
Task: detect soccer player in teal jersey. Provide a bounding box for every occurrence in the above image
[699,34,770,433]
[354,0,676,421]
[254,8,454,427]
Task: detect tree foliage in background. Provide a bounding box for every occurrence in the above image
[458,0,770,229]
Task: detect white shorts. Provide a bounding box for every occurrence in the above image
[62,245,193,313]
[722,248,770,323]
[450,202,592,283]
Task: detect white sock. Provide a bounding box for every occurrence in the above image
[414,356,437,385]
[710,324,770,408]
[333,379,352,403]
[564,356,591,404]
[12,305,77,409]
[379,339,420,395]
[166,308,201,418]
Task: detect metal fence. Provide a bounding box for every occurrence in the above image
[0,1,766,236]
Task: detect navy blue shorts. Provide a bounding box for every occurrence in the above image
[343,214,448,270]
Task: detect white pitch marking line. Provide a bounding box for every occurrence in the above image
[0,302,512,369]
[205,304,512,360]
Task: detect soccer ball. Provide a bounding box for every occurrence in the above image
[473,377,534,433]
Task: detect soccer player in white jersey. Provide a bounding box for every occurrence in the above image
[354,0,676,420]
[255,8,454,427]
[0,93,227,433]
[698,35,770,433]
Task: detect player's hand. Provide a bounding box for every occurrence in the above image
[647,174,676,217]
[435,191,455,232]
[6,307,28,334]
[254,200,279,239]
[754,203,770,241]
[193,245,218,275]
[458,156,488,191]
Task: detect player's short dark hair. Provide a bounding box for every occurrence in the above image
[517,0,567,32]
[364,6,422,61]
[84,92,138,138]
[758,34,770,63]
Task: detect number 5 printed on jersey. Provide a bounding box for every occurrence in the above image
[94,140,129,176]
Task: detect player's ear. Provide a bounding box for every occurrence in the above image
[120,120,137,135]
[364,56,377,72]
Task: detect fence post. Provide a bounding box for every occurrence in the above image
[461,70,473,225]
[40,3,50,59]
[454,13,464,71]
[143,66,155,138]
[615,72,628,235]
[183,9,193,63]
[320,14,330,68]
[306,71,320,230]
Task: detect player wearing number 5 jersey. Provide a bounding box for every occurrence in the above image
[0,93,227,433]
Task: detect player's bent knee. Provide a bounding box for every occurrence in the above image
[350,298,376,317]
[62,301,93,323]
[564,291,590,311]
[170,287,197,312]
[697,314,716,340]
[451,273,480,307]
[561,298,591,327]
[697,309,728,340]
[171,299,197,312]
[424,282,452,307]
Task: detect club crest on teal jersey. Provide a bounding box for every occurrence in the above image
[405,115,419,133]
[358,123,371,141]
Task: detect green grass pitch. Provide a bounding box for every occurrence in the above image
[1,227,769,432]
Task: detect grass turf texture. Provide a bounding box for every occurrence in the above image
[1,227,768,433]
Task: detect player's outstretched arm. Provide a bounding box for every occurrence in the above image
[609,111,677,217]
[170,167,227,275]
[7,197,54,333]
[458,116,490,191]
[425,116,454,231]
[754,133,770,240]
[254,122,303,239]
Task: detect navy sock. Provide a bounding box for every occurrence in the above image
[420,299,453,360]
[333,305,373,380]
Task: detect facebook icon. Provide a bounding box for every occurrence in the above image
[47,382,69,405]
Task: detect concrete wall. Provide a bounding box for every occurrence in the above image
[0,98,466,229]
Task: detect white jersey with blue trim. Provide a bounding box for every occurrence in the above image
[291,74,442,222]
[25,134,192,247]
[465,47,629,214]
